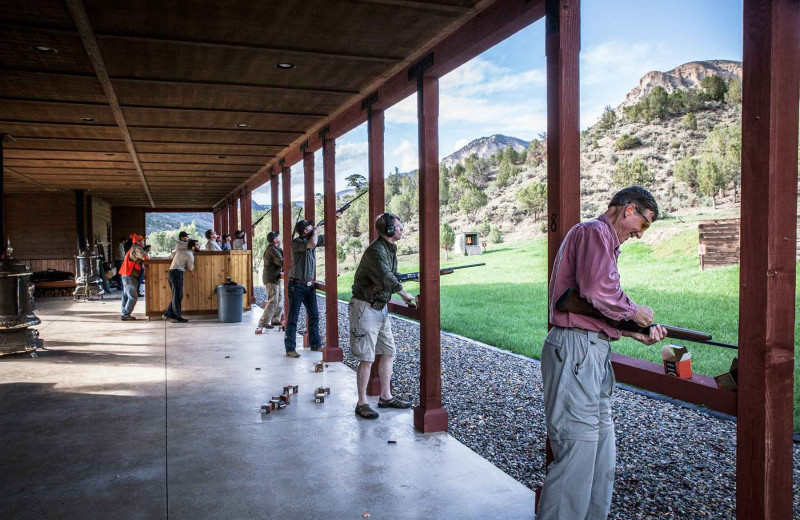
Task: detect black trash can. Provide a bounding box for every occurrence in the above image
[215,277,246,323]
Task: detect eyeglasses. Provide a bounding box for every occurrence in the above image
[633,206,652,231]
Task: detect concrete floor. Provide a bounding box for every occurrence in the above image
[0,293,535,520]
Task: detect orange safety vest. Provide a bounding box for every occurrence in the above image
[119,250,142,277]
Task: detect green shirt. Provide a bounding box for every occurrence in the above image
[351,237,403,307]
[289,235,324,282]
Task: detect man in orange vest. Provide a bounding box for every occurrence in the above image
[119,233,147,320]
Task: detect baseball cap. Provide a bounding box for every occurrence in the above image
[178,231,189,239]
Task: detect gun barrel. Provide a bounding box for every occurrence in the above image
[445,262,486,270]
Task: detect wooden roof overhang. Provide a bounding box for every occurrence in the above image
[0,0,536,209]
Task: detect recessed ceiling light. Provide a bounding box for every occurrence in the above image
[80,117,94,122]
[276,63,295,70]
[217,155,227,159]
[32,46,58,54]
[205,173,214,176]
[236,123,250,128]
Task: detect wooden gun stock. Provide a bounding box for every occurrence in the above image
[555,288,738,349]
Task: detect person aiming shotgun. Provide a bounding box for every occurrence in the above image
[537,186,666,520]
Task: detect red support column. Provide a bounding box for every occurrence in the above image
[212,208,222,238]
[270,170,280,232]
[412,64,448,433]
[737,1,799,518]
[281,165,292,329]
[303,150,315,349]
[240,190,254,303]
[219,204,228,235]
[367,105,386,396]
[545,0,581,279]
[229,198,239,234]
[322,137,343,362]
[539,0,581,502]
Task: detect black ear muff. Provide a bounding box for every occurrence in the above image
[383,212,395,238]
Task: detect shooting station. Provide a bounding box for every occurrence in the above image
[0,1,796,519]
[455,232,483,256]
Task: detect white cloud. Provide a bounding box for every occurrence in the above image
[442,58,545,96]
[453,139,469,151]
[392,139,418,172]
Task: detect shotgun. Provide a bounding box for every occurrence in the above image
[251,208,271,229]
[396,263,486,283]
[317,189,367,227]
[555,287,738,349]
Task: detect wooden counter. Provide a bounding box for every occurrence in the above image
[143,250,252,317]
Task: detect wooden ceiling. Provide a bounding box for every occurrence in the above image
[0,0,481,208]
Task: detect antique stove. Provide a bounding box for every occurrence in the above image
[73,243,105,301]
[0,240,43,356]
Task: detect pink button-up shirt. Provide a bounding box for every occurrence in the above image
[548,214,639,339]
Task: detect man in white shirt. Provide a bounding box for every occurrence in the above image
[163,239,198,323]
[204,229,222,251]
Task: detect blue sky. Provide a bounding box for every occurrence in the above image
[253,0,743,205]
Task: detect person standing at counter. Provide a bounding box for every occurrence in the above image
[162,239,197,323]
[119,233,147,321]
[205,229,222,251]
[232,230,247,250]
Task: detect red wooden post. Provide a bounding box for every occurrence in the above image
[541,0,581,502]
[229,198,239,234]
[303,149,315,349]
[240,190,254,303]
[322,136,343,362]
[366,103,386,396]
[545,0,581,279]
[270,169,280,232]
[219,204,228,235]
[281,164,292,328]
[213,209,222,236]
[412,58,448,433]
[737,1,799,518]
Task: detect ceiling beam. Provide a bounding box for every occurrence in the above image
[112,76,360,96]
[0,119,306,136]
[5,148,275,158]
[47,0,155,206]
[0,22,404,64]
[0,98,329,118]
[354,0,471,13]
[96,33,403,63]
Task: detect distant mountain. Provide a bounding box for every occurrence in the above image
[146,212,213,233]
[441,134,530,167]
[621,60,742,107]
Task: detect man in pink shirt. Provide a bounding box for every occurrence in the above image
[538,186,667,520]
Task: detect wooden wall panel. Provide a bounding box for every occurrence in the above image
[111,206,146,242]
[92,196,112,254]
[698,217,800,269]
[4,192,77,259]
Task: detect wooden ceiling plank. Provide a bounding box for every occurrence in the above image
[354,0,471,13]
[95,33,402,63]
[112,76,359,96]
[64,0,154,206]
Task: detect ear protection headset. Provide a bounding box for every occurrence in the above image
[383,212,395,238]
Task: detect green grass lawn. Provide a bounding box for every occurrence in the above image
[331,227,800,432]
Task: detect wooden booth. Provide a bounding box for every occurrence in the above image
[143,250,252,318]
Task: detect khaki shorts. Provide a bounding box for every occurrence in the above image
[348,298,396,362]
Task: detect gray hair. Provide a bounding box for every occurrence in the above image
[608,186,659,221]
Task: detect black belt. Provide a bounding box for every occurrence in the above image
[290,278,314,287]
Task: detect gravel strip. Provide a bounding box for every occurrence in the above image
[254,288,800,519]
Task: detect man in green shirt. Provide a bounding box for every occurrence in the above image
[350,213,416,419]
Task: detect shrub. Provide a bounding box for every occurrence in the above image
[700,75,728,102]
[725,78,742,104]
[612,157,654,187]
[489,226,503,244]
[458,187,488,220]
[682,112,698,130]
[615,134,643,151]
[440,223,455,260]
[597,105,617,130]
[516,182,547,221]
[673,155,700,189]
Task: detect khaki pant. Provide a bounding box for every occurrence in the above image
[258,282,284,327]
[348,298,396,362]
[538,327,616,520]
